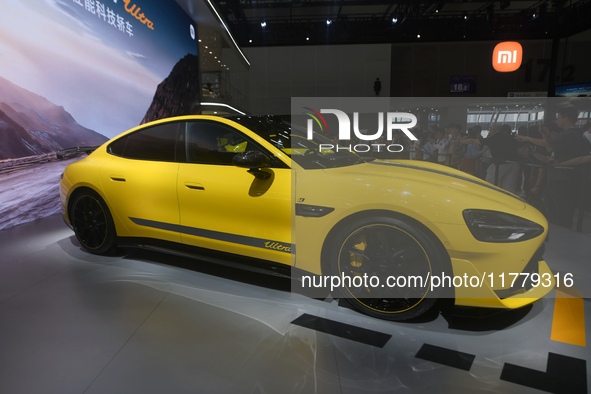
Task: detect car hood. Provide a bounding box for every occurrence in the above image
[320,159,527,211]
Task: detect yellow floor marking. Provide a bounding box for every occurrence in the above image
[551,287,586,347]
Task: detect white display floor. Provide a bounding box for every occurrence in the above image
[0,214,588,393]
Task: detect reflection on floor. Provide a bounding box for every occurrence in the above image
[0,214,588,394]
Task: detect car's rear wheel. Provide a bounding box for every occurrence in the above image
[70,190,116,255]
[327,215,449,321]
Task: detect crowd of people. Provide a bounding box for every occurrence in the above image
[370,105,591,230]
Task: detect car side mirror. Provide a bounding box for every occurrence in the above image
[232,151,272,180]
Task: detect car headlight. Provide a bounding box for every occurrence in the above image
[463,209,544,243]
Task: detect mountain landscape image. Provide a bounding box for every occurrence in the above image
[0,52,199,230]
[0,76,107,160]
[0,0,200,231]
[0,75,109,230]
[141,54,201,124]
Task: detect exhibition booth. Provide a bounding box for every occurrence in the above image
[0,1,589,393]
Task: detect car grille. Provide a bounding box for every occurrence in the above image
[495,245,545,299]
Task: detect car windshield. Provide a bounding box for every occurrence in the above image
[228,115,365,169]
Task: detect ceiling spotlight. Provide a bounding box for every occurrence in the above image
[260,21,267,28]
[392,17,398,23]
[326,19,332,25]
[417,33,421,38]
[249,39,252,43]
[306,37,309,41]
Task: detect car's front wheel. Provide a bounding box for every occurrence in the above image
[326,215,449,321]
[70,189,116,255]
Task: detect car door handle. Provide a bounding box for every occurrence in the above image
[185,183,205,190]
[110,177,126,182]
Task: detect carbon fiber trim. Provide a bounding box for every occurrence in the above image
[295,203,335,217]
[129,217,293,253]
[495,248,543,299]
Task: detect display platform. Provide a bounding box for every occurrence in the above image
[0,214,588,393]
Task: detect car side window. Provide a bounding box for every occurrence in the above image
[185,121,263,165]
[108,122,185,162]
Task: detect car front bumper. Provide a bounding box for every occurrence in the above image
[452,259,555,309]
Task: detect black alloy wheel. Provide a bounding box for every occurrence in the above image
[70,190,116,254]
[328,216,449,321]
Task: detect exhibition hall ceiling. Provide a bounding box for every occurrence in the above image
[203,0,591,46]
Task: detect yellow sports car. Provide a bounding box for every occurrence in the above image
[60,115,554,321]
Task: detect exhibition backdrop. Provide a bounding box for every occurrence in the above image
[0,0,199,230]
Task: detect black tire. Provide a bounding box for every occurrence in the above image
[70,189,116,255]
[326,215,449,321]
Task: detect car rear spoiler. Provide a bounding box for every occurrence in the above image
[56,145,100,160]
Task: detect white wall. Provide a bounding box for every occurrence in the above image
[243,44,392,115]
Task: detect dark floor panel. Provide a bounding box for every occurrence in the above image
[501,352,587,393]
[291,313,392,347]
[415,343,475,371]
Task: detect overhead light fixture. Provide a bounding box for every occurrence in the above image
[249,39,252,43]
[200,102,245,115]
[326,19,332,25]
[392,17,398,23]
[417,33,421,38]
[261,21,267,28]
[205,0,250,66]
[435,1,445,13]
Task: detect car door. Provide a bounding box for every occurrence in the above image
[177,119,292,265]
[99,120,184,243]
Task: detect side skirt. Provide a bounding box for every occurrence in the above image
[116,237,293,279]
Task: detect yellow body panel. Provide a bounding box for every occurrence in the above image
[177,162,291,264]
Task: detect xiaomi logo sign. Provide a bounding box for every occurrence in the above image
[492,42,523,72]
